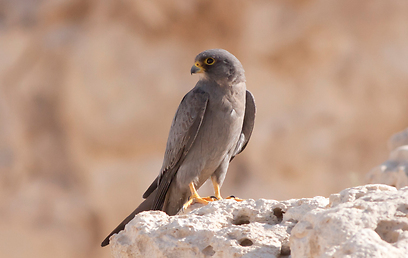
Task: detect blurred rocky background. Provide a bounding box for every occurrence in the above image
[0,0,407,257]
[367,128,408,189]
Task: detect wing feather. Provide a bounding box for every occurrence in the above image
[231,90,256,161]
[142,88,209,210]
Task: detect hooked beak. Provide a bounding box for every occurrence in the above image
[191,61,204,74]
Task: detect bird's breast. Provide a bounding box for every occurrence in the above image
[174,87,246,189]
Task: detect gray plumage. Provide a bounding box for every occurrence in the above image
[101,49,255,247]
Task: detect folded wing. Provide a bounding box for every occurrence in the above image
[143,88,209,211]
[231,90,256,161]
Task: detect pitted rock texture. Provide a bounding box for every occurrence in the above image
[291,185,408,258]
[110,197,329,258]
[367,128,408,189]
[111,185,408,258]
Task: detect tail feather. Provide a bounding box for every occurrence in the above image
[101,190,156,247]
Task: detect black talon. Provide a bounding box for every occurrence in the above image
[210,195,218,200]
[228,195,235,198]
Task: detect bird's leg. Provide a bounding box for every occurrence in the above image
[211,176,223,200]
[210,176,244,202]
[197,177,223,201]
[183,182,217,210]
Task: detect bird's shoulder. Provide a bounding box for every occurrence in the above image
[161,87,209,168]
[173,87,209,123]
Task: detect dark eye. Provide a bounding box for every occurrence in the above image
[204,57,215,65]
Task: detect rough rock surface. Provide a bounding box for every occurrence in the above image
[291,184,408,258]
[367,128,408,189]
[110,185,408,258]
[110,196,328,258]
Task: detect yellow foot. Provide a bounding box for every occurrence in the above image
[202,196,220,201]
[226,195,244,202]
[182,183,219,210]
[182,195,210,210]
[209,177,243,202]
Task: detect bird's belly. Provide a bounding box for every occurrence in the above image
[175,107,244,188]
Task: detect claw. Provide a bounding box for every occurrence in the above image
[182,179,245,212]
[182,195,209,210]
[201,196,218,201]
[226,195,244,202]
[182,183,220,210]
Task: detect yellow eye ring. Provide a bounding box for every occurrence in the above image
[204,57,215,65]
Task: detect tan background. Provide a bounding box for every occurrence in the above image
[1,0,408,257]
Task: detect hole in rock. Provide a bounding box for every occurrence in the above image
[202,245,215,256]
[232,215,250,225]
[375,220,408,243]
[273,207,284,223]
[397,204,408,215]
[280,244,291,256]
[239,238,253,246]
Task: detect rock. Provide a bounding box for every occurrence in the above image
[291,184,408,258]
[110,197,329,258]
[367,128,408,189]
[110,185,408,258]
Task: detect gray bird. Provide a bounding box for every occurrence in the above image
[101,49,255,247]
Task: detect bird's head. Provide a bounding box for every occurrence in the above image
[191,49,245,85]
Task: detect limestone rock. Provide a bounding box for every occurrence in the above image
[291,185,408,258]
[110,185,408,258]
[110,197,329,258]
[367,128,408,189]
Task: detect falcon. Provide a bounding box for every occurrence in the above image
[101,49,255,247]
